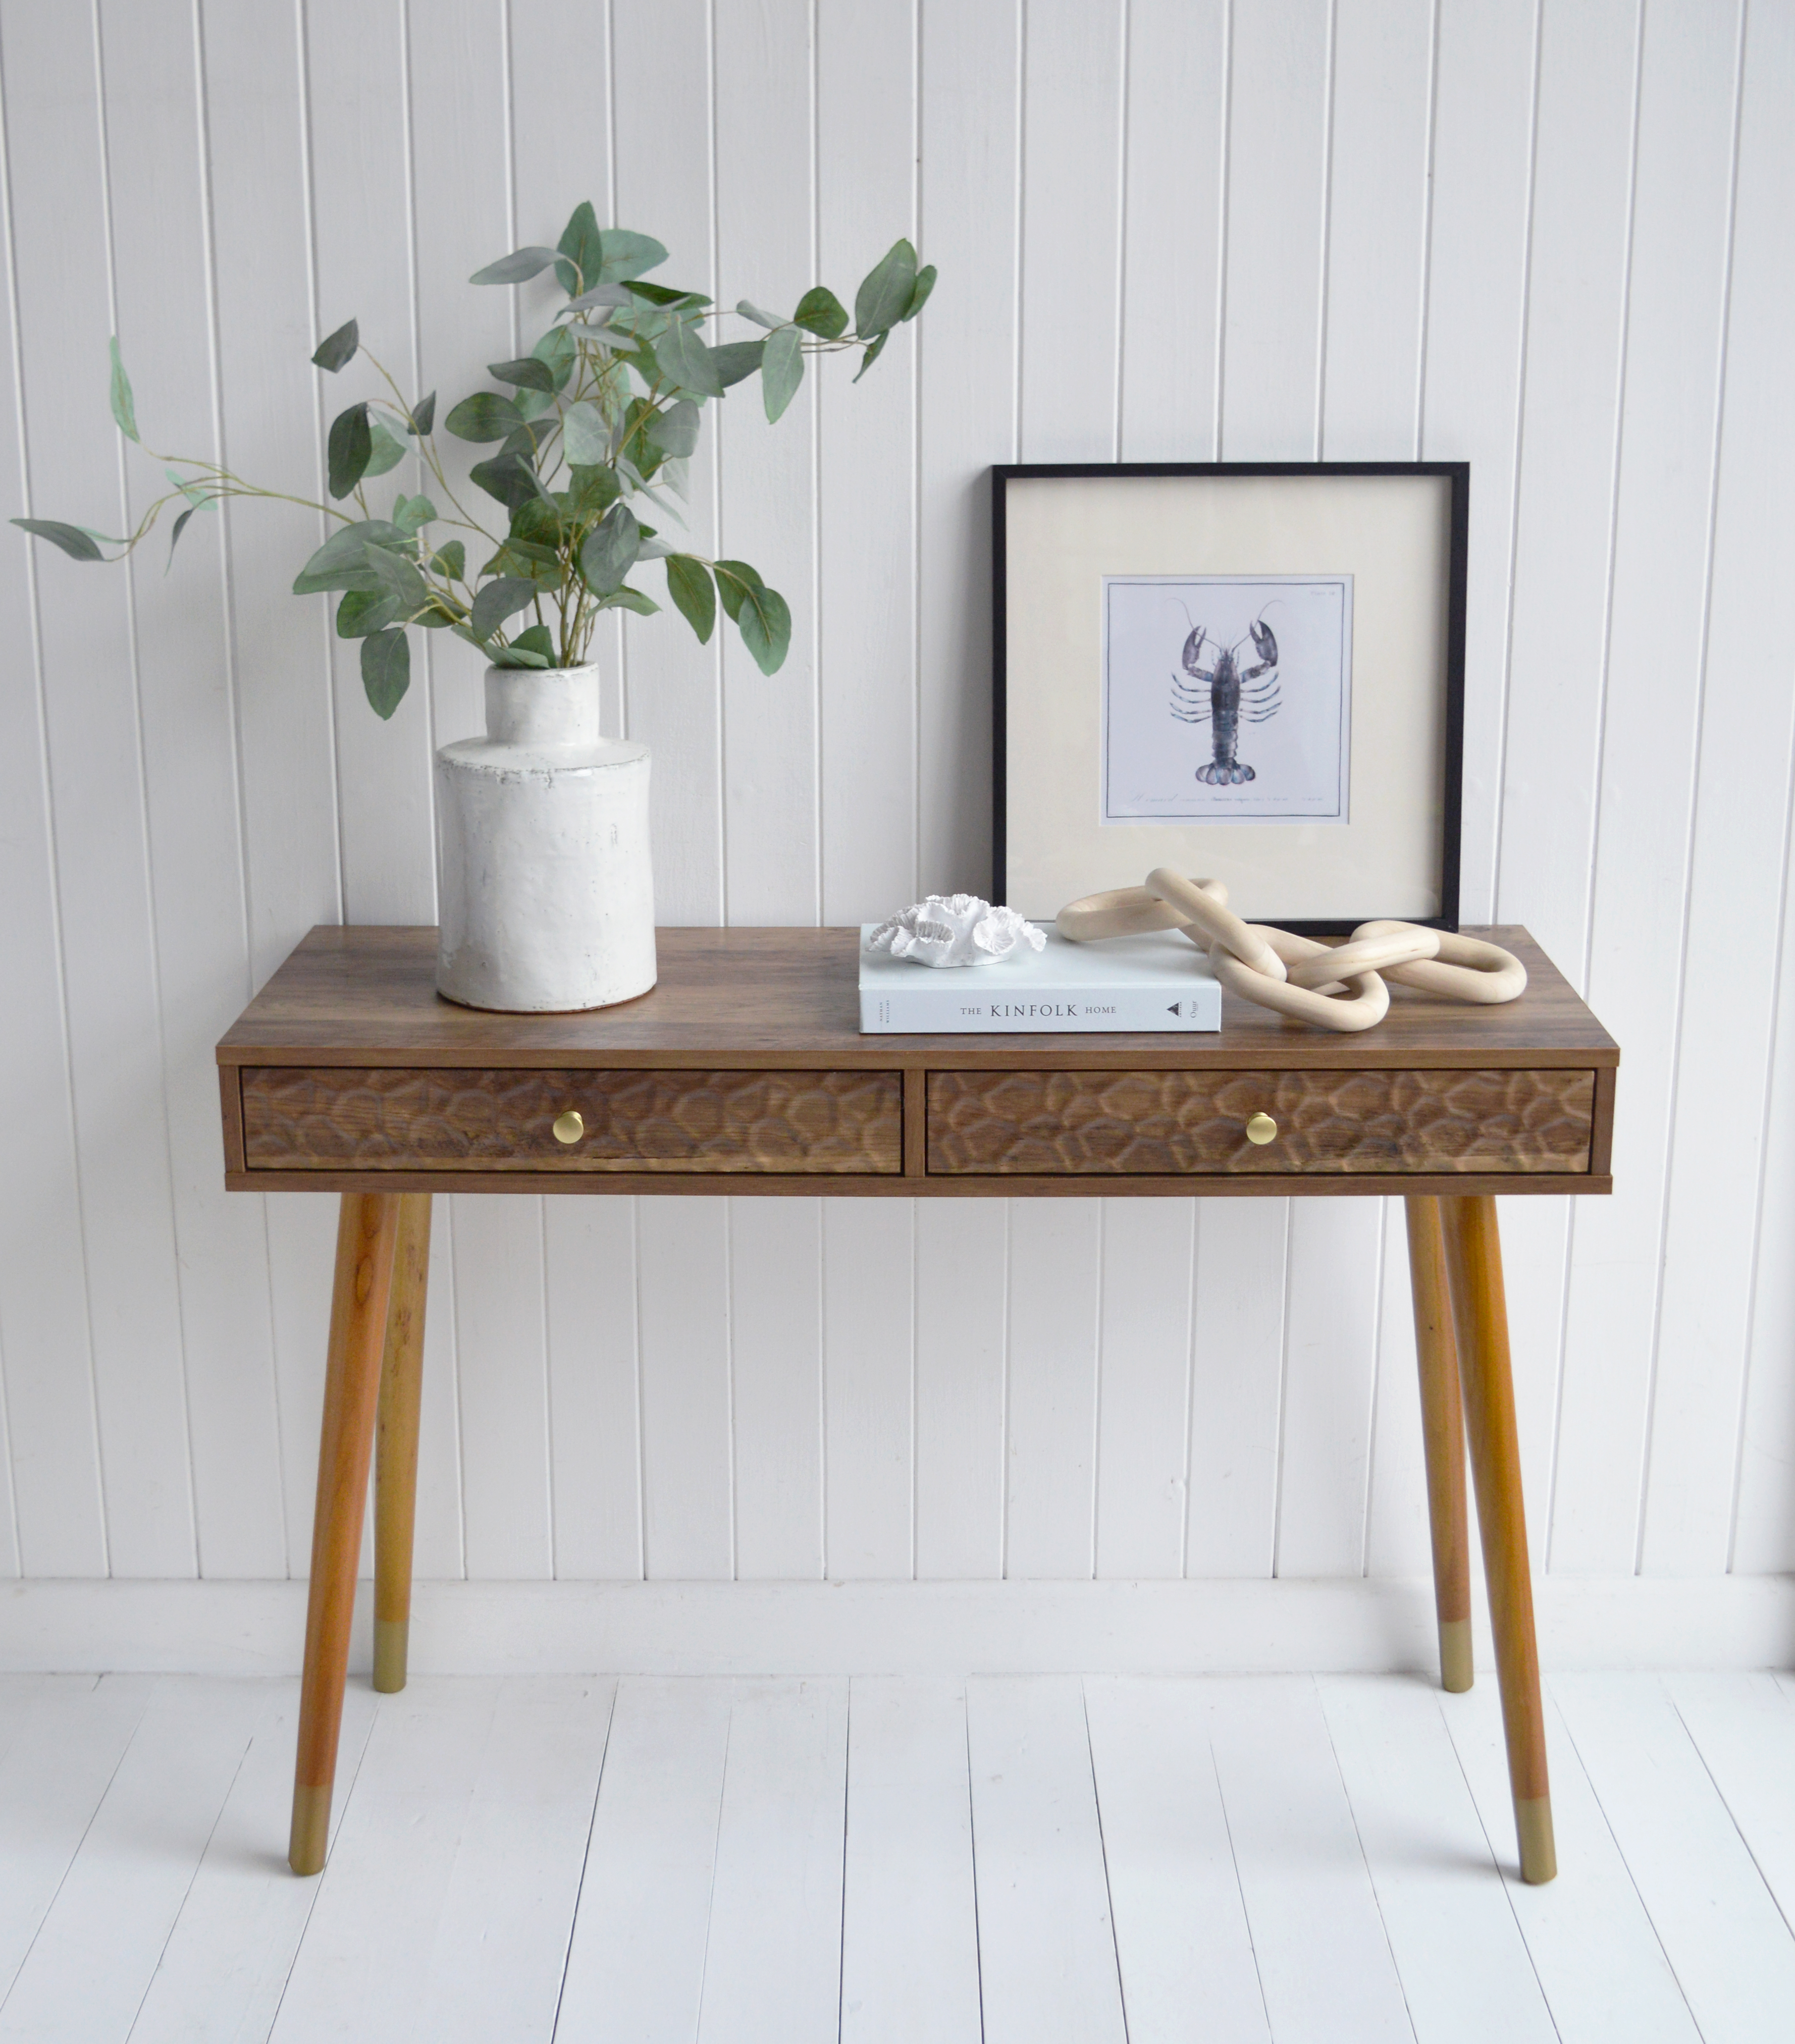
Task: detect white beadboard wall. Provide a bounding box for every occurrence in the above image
[0,0,1792,1627]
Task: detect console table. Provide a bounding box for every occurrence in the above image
[216,924,1616,1883]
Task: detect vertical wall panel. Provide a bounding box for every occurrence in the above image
[1094,1201,1194,1579]
[916,0,1019,898]
[1017,0,1124,462]
[1219,0,1330,459]
[0,0,1787,1610]
[4,0,195,1577]
[1118,0,1225,462]
[818,0,919,919]
[914,1199,1007,1580]
[100,0,287,1578]
[732,1200,824,1580]
[544,1199,640,1581]
[824,1202,914,1579]
[715,0,821,925]
[1005,1203,1101,1578]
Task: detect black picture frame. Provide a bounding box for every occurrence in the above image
[992,461,1469,936]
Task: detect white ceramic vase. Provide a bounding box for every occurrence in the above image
[434,664,656,1012]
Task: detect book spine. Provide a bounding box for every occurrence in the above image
[859,986,1221,1033]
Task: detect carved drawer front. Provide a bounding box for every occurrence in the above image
[926,1068,1595,1177]
[242,1066,904,1175]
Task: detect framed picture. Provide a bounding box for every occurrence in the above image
[992,462,1468,934]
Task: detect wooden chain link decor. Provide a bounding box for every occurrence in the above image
[1056,868,1527,1033]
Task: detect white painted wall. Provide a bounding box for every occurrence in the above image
[0,0,1791,1625]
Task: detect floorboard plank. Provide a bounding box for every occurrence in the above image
[0,1677,264,2043]
[1201,1676,1414,2044]
[554,1677,733,2044]
[1083,1677,1270,2044]
[0,1677,154,2005]
[1441,1681,1700,2044]
[1554,1672,1795,2044]
[1668,1672,1795,1934]
[268,1677,506,2042]
[839,1677,981,2044]
[127,1680,376,2044]
[1318,1676,1554,2044]
[965,1675,1128,2044]
[697,1678,849,2044]
[410,1677,616,2044]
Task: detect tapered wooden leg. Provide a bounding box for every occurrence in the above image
[290,1193,401,1877]
[373,1193,432,1695]
[1440,1193,1556,1884]
[1404,1196,1474,1693]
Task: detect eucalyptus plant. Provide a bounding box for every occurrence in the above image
[13,203,934,716]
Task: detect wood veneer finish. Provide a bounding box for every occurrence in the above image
[241,1065,903,1177]
[926,1067,1593,1178]
[217,926,1616,1199]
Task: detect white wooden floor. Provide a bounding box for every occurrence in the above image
[2,1670,1794,2042]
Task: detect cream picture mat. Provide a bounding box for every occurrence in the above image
[1003,471,1453,923]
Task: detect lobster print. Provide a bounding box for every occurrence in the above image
[1170,613,1281,784]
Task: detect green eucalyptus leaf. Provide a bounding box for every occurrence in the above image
[902,264,937,321]
[470,576,539,642]
[792,286,848,339]
[445,392,526,442]
[735,578,792,674]
[359,541,429,615]
[624,281,710,309]
[108,337,139,441]
[336,587,397,638]
[166,500,210,566]
[736,301,785,329]
[393,493,437,535]
[605,585,660,616]
[429,538,466,581]
[311,318,359,372]
[487,643,553,667]
[562,283,637,315]
[853,238,918,339]
[665,554,716,644]
[13,519,106,560]
[711,557,763,624]
[653,322,724,399]
[509,623,556,662]
[292,519,411,593]
[853,326,892,382]
[510,496,565,549]
[361,629,410,716]
[561,399,610,468]
[470,454,540,513]
[327,402,373,498]
[532,325,578,386]
[579,501,640,597]
[555,201,605,295]
[710,339,766,388]
[362,420,408,478]
[469,245,563,286]
[567,465,620,522]
[596,227,670,285]
[488,356,558,393]
[761,325,803,423]
[166,467,210,508]
[645,398,700,459]
[409,390,436,435]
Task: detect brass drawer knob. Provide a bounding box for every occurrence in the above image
[1245,1111,1277,1146]
[552,1109,585,1145]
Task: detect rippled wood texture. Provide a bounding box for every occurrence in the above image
[242,1066,904,1176]
[926,1068,1596,1177]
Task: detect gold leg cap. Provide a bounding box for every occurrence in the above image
[372,1616,410,1694]
[1438,1618,1474,1694]
[1516,1795,1557,1884]
[289,1783,333,1877]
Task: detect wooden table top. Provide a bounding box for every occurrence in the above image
[218,924,1618,1074]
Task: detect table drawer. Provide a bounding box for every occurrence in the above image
[241,1066,904,1175]
[926,1068,1595,1178]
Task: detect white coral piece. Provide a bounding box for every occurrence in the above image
[866,894,1046,968]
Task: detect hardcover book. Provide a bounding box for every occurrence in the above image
[858,926,1221,1033]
